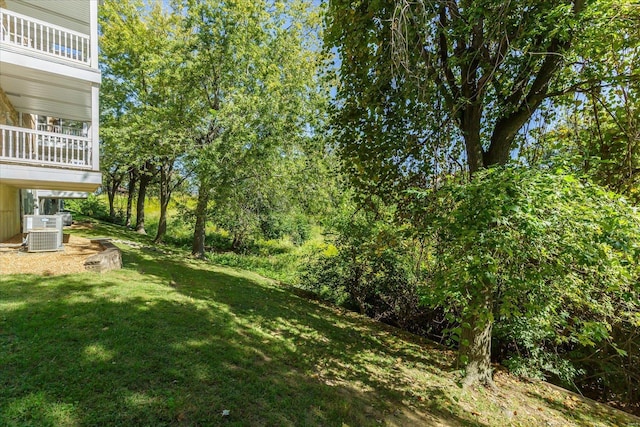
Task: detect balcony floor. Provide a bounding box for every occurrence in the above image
[0,52,98,122]
[0,162,101,192]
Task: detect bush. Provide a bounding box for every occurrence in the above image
[259,211,312,245]
[206,251,299,283]
[414,166,640,402]
[300,203,425,332]
[205,230,234,252]
[65,194,110,221]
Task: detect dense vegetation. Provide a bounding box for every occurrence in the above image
[89,0,640,416]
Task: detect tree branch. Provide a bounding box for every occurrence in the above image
[485,0,588,165]
[438,5,461,102]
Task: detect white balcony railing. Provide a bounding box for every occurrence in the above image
[36,123,87,137]
[0,124,93,169]
[0,8,90,66]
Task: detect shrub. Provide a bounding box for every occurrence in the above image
[413,166,640,400]
[65,194,110,221]
[259,211,312,245]
[300,203,425,332]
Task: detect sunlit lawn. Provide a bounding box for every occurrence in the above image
[1,221,638,426]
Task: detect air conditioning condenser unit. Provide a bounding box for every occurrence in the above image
[28,229,61,252]
[23,215,63,251]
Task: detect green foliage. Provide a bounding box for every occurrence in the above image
[413,167,640,387]
[324,0,633,198]
[301,202,424,331]
[179,0,332,254]
[65,195,110,221]
[520,2,640,204]
[496,316,584,384]
[524,41,640,202]
[98,0,336,249]
[206,250,299,284]
[259,211,312,246]
[100,0,200,237]
[210,182,316,252]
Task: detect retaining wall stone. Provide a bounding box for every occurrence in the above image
[84,239,122,273]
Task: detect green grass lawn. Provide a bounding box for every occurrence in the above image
[1,221,638,426]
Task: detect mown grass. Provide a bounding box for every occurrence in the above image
[1,221,638,426]
[204,251,300,284]
[69,195,309,283]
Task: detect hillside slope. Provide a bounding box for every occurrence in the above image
[1,222,638,426]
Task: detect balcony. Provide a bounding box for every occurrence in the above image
[0,124,94,170]
[0,8,91,66]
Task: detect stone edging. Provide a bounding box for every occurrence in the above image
[84,239,122,273]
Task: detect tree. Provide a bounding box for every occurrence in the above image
[325,0,639,386]
[325,1,638,189]
[100,0,195,237]
[522,14,640,201]
[177,0,328,258]
[99,112,127,222]
[413,167,640,388]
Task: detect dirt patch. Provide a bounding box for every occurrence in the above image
[0,233,103,276]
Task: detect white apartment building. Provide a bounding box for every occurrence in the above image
[0,0,101,241]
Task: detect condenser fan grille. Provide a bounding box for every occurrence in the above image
[28,229,61,252]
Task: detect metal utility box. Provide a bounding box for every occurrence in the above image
[23,215,64,252]
[27,229,61,252]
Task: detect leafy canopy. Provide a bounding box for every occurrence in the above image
[325,0,639,201]
[413,167,640,378]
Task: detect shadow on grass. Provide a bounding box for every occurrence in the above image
[1,248,486,426]
[524,388,640,427]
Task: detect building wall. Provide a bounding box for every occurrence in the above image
[1,72,29,242]
[0,86,19,126]
[0,85,35,128]
[0,183,21,242]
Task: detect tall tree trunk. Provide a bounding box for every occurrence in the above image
[459,289,495,388]
[107,177,118,222]
[126,167,138,227]
[191,98,220,258]
[107,193,116,220]
[136,167,153,235]
[462,105,485,174]
[231,231,244,252]
[192,177,211,258]
[154,160,175,244]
